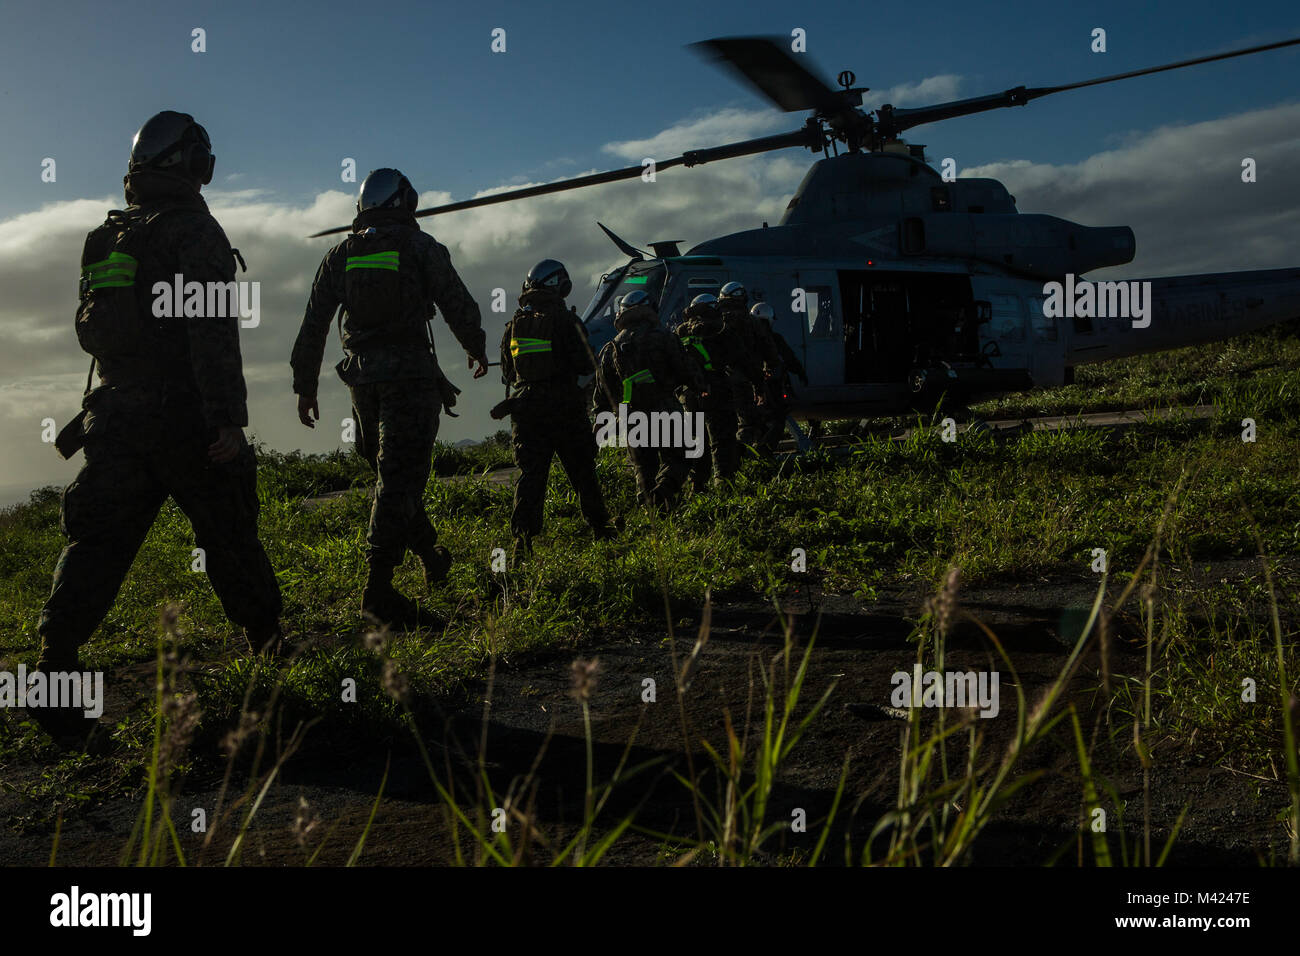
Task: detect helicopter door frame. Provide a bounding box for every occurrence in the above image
[1023,290,1066,386]
[791,270,842,391]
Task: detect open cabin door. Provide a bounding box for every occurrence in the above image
[791,270,842,388]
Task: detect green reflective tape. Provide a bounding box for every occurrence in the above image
[621,368,656,403]
[82,251,138,273]
[683,336,712,370]
[510,336,552,357]
[346,251,400,272]
[623,276,648,285]
[81,251,138,290]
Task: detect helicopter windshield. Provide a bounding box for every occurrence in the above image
[582,261,667,351]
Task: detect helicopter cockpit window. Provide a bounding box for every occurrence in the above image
[989,293,1024,342]
[803,286,835,338]
[582,265,667,326]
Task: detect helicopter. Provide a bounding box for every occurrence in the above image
[312,35,1300,442]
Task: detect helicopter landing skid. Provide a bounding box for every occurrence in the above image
[785,417,815,453]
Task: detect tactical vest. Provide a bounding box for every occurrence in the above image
[608,332,659,405]
[339,227,425,346]
[508,305,562,383]
[677,318,725,375]
[75,205,180,359]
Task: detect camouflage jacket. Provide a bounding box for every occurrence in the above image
[674,312,749,386]
[89,169,249,429]
[772,329,807,382]
[720,304,777,382]
[593,306,703,414]
[500,289,594,400]
[291,209,486,397]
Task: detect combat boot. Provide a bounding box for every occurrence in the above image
[26,705,107,753]
[244,620,285,656]
[416,544,453,589]
[512,532,533,557]
[362,568,444,631]
[26,653,110,753]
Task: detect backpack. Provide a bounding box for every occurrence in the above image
[75,206,176,358]
[676,317,723,375]
[339,226,425,344]
[508,304,562,383]
[608,330,660,405]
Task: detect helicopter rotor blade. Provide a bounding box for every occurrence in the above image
[881,35,1300,137]
[307,126,818,238]
[691,36,848,117]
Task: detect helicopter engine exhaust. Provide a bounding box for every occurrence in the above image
[900,214,1135,280]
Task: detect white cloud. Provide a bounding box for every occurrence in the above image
[960,102,1300,276]
[862,74,964,111]
[602,108,792,161]
[0,101,1297,498]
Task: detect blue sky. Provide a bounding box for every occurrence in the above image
[0,0,1298,499]
[2,0,1297,221]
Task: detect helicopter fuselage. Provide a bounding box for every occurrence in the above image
[581,151,1300,421]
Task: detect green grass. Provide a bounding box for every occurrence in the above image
[2,324,1299,862]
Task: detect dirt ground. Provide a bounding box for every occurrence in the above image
[2,565,1291,867]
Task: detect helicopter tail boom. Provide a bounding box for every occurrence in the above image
[1067,267,1300,365]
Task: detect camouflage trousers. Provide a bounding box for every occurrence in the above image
[623,403,691,509]
[509,393,610,538]
[38,392,281,670]
[731,372,763,447]
[350,377,440,571]
[690,387,740,488]
[754,371,796,452]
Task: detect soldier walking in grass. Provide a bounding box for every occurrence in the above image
[749,301,808,451]
[717,281,776,448]
[35,111,283,748]
[592,289,704,510]
[674,293,748,488]
[291,168,489,629]
[497,260,615,552]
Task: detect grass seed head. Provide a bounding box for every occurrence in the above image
[363,627,389,656]
[382,658,409,704]
[570,657,600,702]
[926,566,962,638]
[159,603,182,636]
[159,691,200,771]
[221,710,261,757]
[293,796,319,848]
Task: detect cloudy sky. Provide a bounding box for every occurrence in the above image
[1,0,1298,502]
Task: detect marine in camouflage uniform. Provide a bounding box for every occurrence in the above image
[36,112,282,744]
[674,294,749,487]
[499,260,613,549]
[718,282,777,448]
[592,290,704,509]
[291,168,488,627]
[750,301,809,451]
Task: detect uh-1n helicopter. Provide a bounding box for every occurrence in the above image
[313,35,1300,442]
